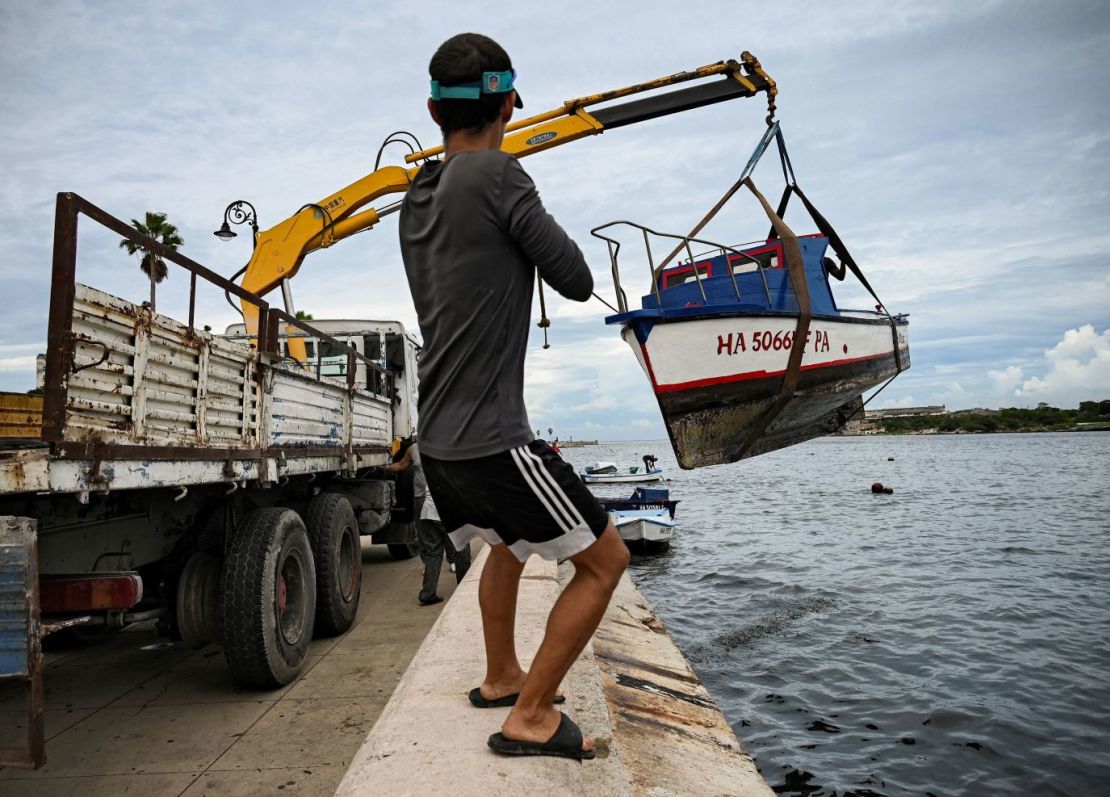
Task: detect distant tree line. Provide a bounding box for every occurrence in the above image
[880,400,1110,434]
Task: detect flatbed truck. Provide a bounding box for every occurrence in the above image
[0,195,421,752]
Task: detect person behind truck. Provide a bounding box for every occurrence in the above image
[398,32,628,760]
[385,440,467,604]
[387,436,427,520]
[414,478,472,604]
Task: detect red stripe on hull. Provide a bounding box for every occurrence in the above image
[652,351,892,394]
[639,342,661,390]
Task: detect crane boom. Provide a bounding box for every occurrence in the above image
[237,52,776,342]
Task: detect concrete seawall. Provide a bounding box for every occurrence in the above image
[337,547,772,796]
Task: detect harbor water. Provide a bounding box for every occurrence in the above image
[561,432,1110,796]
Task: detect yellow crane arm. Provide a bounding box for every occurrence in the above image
[238,52,776,342]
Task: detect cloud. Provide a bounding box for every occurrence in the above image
[2,0,1109,434]
[874,393,917,409]
[0,355,38,373]
[988,366,1022,392]
[1016,325,1110,404]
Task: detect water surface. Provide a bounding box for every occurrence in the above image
[562,433,1110,796]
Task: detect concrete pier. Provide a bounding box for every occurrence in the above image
[337,548,772,796]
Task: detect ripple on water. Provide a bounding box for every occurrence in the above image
[713,596,837,650]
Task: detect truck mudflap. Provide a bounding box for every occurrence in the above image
[0,517,45,769]
[1,517,100,769]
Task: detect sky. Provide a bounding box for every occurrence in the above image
[1,0,1108,441]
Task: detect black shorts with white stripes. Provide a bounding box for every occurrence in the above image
[421,440,610,562]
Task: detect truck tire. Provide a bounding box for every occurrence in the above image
[177,551,221,649]
[221,508,316,688]
[304,494,361,636]
[387,542,418,560]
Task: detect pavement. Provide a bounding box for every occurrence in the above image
[337,548,773,797]
[0,540,461,796]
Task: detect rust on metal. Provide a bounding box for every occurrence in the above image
[41,195,80,443]
[52,441,388,462]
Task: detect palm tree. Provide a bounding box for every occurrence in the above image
[119,211,184,310]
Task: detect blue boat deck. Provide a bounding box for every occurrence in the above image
[606,234,841,328]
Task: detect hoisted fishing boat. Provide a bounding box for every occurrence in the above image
[593,124,910,469]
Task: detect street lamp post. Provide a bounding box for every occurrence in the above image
[212,199,296,317]
[213,200,260,247]
[214,200,263,315]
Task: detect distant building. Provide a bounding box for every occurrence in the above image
[951,407,1000,416]
[865,405,946,420]
[840,417,881,435]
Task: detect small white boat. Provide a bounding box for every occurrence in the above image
[581,468,663,485]
[597,487,678,550]
[580,455,663,484]
[611,510,675,546]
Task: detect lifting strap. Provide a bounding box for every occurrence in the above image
[735,176,811,458]
[645,128,812,459]
[767,128,905,380]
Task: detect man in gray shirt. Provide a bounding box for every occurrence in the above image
[398,33,628,760]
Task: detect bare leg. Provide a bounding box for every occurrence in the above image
[500,524,629,751]
[478,543,526,697]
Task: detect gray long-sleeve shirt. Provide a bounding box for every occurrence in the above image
[398,150,593,460]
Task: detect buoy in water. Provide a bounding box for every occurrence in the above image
[871,482,884,493]
[887,457,895,461]
[883,486,894,494]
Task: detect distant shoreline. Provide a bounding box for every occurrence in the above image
[854,425,1110,437]
[858,403,1110,436]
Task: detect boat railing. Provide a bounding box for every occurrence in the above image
[590,220,773,313]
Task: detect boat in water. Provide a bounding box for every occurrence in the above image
[596,486,678,550]
[580,456,663,484]
[592,124,910,469]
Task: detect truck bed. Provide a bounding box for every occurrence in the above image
[1,283,393,496]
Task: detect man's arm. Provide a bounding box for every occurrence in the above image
[386,445,415,474]
[502,158,593,302]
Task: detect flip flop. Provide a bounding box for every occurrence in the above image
[487,713,596,761]
[468,687,567,708]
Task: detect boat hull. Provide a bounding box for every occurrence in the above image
[580,469,664,484]
[622,313,909,468]
[612,513,675,545]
